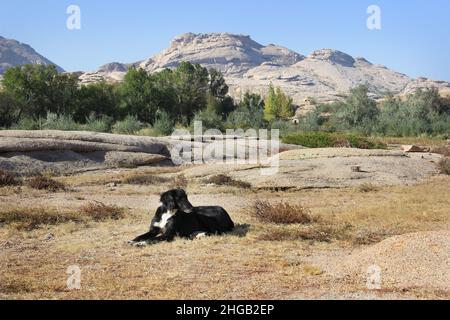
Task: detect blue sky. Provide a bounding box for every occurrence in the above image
[1,0,449,80]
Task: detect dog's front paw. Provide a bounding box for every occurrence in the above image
[128,240,147,247]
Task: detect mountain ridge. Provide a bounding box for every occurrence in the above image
[0,36,64,74]
[79,33,450,104]
[2,33,448,104]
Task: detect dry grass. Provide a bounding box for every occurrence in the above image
[0,170,22,187]
[58,166,185,187]
[169,174,188,189]
[0,207,82,230]
[249,200,315,224]
[431,145,450,157]
[27,176,67,192]
[379,136,448,149]
[357,182,380,193]
[0,201,127,230]
[205,174,251,189]
[257,223,352,243]
[302,264,324,276]
[0,169,448,300]
[80,201,125,221]
[121,173,171,185]
[438,158,450,175]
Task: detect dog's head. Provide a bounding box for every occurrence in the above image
[159,189,194,213]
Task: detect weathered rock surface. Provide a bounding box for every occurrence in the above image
[181,148,442,189]
[0,130,172,175]
[78,33,450,104]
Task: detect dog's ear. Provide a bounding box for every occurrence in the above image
[174,189,194,213]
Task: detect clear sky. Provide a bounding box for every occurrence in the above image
[1,0,449,80]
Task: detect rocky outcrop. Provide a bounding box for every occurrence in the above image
[0,130,172,175]
[77,33,450,104]
[0,36,64,74]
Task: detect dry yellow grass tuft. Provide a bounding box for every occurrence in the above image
[0,170,22,187]
[357,182,379,193]
[249,200,315,224]
[438,158,450,175]
[0,201,127,230]
[169,174,188,189]
[302,264,324,276]
[0,206,82,230]
[27,176,67,192]
[205,174,251,189]
[80,201,125,221]
[121,173,171,185]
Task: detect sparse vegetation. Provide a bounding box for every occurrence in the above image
[438,158,450,175]
[358,182,379,193]
[0,201,127,230]
[170,174,188,189]
[302,264,324,276]
[205,174,251,189]
[80,201,125,221]
[0,207,82,230]
[121,173,171,185]
[249,200,315,224]
[0,170,22,187]
[26,176,66,192]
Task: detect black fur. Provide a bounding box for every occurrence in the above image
[129,189,234,245]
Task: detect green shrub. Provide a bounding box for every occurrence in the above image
[112,115,143,134]
[10,117,41,130]
[83,114,112,132]
[153,111,175,136]
[191,109,224,131]
[282,132,386,149]
[42,112,80,131]
[282,132,334,148]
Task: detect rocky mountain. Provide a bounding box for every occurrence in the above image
[79,32,450,104]
[0,36,64,74]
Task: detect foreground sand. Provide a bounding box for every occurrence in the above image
[0,164,449,300]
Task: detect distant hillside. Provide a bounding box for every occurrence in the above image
[79,32,450,104]
[0,36,64,74]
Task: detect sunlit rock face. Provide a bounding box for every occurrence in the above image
[78,33,450,104]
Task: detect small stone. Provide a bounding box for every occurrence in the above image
[402,145,425,153]
[44,233,55,241]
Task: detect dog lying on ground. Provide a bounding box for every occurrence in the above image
[129,189,235,246]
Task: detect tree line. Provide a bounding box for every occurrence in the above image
[0,63,448,137]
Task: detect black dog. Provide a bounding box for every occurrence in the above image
[129,189,234,246]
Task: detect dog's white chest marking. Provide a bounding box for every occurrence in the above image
[153,210,176,229]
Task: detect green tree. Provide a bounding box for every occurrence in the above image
[0,91,23,127]
[75,82,120,122]
[119,68,155,123]
[2,65,78,118]
[208,68,229,99]
[334,84,379,132]
[263,84,293,121]
[171,62,210,122]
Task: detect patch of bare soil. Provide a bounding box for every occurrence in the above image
[331,231,449,292]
